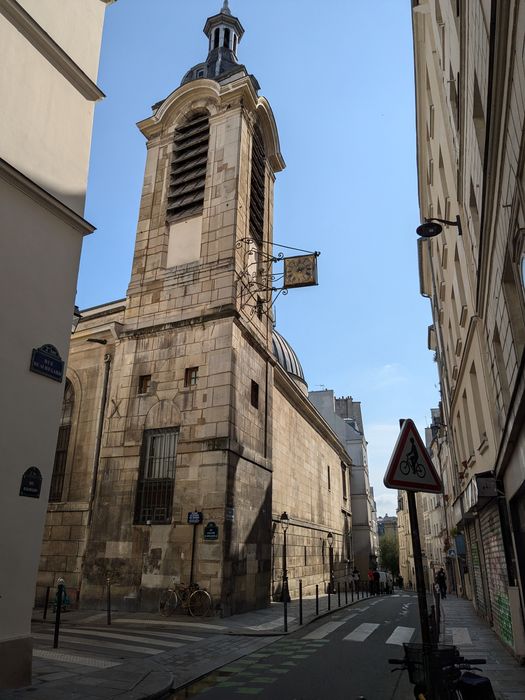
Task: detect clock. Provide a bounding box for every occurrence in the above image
[283,254,318,289]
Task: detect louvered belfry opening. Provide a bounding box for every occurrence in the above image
[249,125,266,245]
[167,112,210,221]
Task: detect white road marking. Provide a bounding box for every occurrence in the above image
[115,618,227,631]
[304,615,358,640]
[385,626,415,645]
[33,649,119,668]
[38,627,186,647]
[343,623,380,642]
[449,627,472,645]
[247,617,296,630]
[33,632,168,655]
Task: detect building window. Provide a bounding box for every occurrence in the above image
[167,112,209,221]
[223,27,230,48]
[327,465,331,491]
[197,69,204,78]
[134,428,178,524]
[249,125,266,245]
[341,464,347,500]
[184,367,199,387]
[251,380,259,408]
[213,27,220,49]
[49,380,74,502]
[138,374,151,394]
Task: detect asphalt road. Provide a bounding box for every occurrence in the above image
[171,592,420,700]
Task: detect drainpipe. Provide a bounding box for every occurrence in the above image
[88,353,112,525]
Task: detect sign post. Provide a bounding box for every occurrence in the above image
[187,511,203,585]
[384,419,443,698]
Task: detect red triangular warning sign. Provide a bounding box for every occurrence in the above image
[384,419,443,493]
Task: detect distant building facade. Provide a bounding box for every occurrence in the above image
[37,3,353,618]
[0,0,113,688]
[309,390,376,577]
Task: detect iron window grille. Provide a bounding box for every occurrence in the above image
[134,428,179,524]
[251,380,259,408]
[167,112,209,221]
[49,379,74,502]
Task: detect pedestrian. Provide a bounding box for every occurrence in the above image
[398,574,404,589]
[373,569,380,595]
[436,567,447,599]
[367,569,374,595]
[352,567,360,593]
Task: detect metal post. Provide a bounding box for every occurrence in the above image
[345,580,348,604]
[337,582,341,607]
[53,584,63,648]
[407,490,433,696]
[284,598,288,633]
[107,577,111,626]
[328,586,331,611]
[43,586,50,621]
[190,522,197,586]
[299,579,303,625]
[315,584,319,616]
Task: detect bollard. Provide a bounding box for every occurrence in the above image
[299,580,303,625]
[345,580,348,604]
[43,586,50,621]
[328,586,331,611]
[107,577,111,626]
[53,583,64,648]
[315,584,319,616]
[351,580,354,602]
[284,599,288,633]
[337,582,341,607]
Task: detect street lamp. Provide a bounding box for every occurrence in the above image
[72,305,81,333]
[280,512,291,603]
[416,215,463,238]
[327,531,335,593]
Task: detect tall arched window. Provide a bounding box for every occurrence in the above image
[167,112,210,220]
[249,125,266,245]
[49,380,73,502]
[213,27,220,49]
[223,28,231,48]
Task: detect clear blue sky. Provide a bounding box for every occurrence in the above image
[80,0,439,517]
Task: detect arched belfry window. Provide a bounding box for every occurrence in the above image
[249,125,266,245]
[213,27,220,49]
[223,28,231,48]
[49,380,74,502]
[167,112,210,220]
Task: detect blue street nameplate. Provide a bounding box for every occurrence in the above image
[30,344,64,382]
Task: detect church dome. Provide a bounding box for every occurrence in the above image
[272,329,307,392]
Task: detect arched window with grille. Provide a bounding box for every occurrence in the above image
[134,428,179,524]
[49,380,73,502]
[249,125,266,246]
[167,112,210,221]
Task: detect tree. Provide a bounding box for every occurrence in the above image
[379,535,399,575]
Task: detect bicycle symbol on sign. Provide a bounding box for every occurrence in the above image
[399,438,426,479]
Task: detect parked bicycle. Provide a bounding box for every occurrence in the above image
[159,580,212,617]
[388,642,496,699]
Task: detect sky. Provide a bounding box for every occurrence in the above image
[80,0,440,517]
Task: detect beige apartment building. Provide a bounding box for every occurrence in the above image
[36,3,353,618]
[0,0,113,687]
[413,0,525,656]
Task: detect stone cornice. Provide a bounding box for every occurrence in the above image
[0,157,95,235]
[274,364,353,467]
[0,0,105,101]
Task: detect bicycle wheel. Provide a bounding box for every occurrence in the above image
[159,590,179,616]
[400,459,410,476]
[188,589,212,617]
[415,463,426,479]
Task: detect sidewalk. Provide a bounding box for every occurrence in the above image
[2,590,524,699]
[440,595,525,700]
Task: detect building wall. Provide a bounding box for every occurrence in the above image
[0,0,111,687]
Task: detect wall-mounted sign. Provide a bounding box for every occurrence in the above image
[204,521,219,540]
[187,511,203,524]
[20,467,42,498]
[30,344,64,382]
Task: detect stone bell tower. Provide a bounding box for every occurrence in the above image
[82,2,285,614]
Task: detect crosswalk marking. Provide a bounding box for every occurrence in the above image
[385,626,415,645]
[33,649,119,668]
[116,618,227,631]
[248,617,296,631]
[343,623,380,642]
[449,627,472,645]
[304,615,357,640]
[32,633,169,655]
[41,627,186,647]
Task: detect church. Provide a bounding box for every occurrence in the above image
[37,2,354,615]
